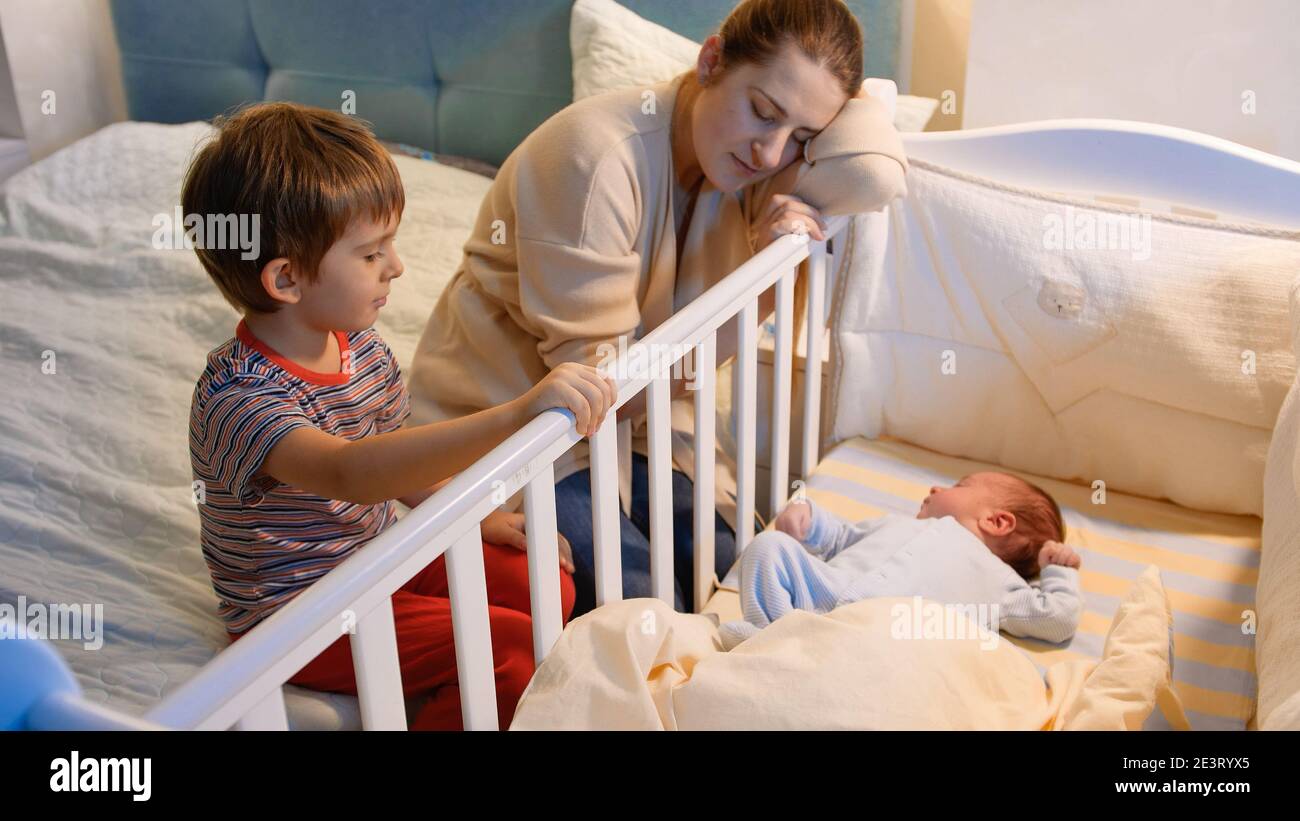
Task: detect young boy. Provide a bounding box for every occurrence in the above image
[184,102,616,730]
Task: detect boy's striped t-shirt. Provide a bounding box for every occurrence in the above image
[189,320,410,635]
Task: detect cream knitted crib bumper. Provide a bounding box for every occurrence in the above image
[1259,280,1300,729]
[828,159,1300,518]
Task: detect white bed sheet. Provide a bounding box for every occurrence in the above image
[0,121,493,728]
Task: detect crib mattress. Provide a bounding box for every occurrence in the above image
[704,436,1261,730]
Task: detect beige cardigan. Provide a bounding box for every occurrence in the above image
[406,72,908,533]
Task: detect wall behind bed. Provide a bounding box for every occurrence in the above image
[108,0,901,167]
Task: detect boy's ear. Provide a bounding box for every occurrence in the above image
[259,257,301,306]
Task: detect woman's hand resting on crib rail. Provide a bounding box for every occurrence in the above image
[750,193,829,252]
[1038,540,1082,571]
[481,509,575,573]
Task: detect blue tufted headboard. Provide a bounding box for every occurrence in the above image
[108,0,901,167]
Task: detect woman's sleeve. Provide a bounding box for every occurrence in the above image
[514,149,644,371]
[744,92,909,231]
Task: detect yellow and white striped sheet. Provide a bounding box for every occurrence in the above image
[791,436,1260,730]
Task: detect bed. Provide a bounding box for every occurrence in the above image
[5,0,1300,732]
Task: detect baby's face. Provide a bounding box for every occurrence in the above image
[917,472,1010,547]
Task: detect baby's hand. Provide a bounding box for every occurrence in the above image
[523,362,618,438]
[1038,540,1081,571]
[773,500,812,541]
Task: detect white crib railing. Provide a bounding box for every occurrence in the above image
[13,216,849,731]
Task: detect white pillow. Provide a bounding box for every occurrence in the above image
[894,93,939,132]
[570,0,936,131]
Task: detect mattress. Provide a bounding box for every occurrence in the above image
[706,436,1261,731]
[0,120,494,729]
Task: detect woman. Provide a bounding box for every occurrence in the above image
[406,0,909,616]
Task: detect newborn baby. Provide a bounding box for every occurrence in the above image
[718,472,1083,650]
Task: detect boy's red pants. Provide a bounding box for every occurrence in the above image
[228,541,576,730]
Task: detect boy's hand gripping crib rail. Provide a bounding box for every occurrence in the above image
[11,216,849,731]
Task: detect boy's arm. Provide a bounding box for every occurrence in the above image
[999,566,1083,644]
[398,476,452,510]
[263,399,531,506]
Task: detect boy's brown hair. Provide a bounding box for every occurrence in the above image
[181,102,404,313]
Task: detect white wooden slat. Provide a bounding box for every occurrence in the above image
[590,416,623,606]
[769,268,795,519]
[523,463,563,664]
[735,299,759,550]
[445,522,498,730]
[802,241,828,477]
[731,347,740,449]
[646,374,674,605]
[235,686,288,731]
[350,597,408,730]
[692,336,716,613]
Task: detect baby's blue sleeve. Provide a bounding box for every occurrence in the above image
[1000,566,1083,644]
[801,499,875,560]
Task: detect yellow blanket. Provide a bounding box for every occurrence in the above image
[511,566,1186,730]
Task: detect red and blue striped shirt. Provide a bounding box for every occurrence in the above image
[189,320,410,634]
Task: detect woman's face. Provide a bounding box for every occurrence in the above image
[690,35,850,194]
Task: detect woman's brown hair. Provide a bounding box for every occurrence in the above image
[715,0,865,99]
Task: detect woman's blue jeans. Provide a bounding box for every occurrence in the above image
[554,452,741,617]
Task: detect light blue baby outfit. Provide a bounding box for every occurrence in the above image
[719,500,1082,649]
